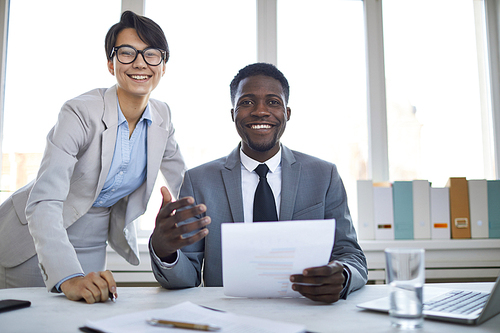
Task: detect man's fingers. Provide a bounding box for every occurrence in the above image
[156,196,197,221]
[291,283,343,304]
[297,291,340,304]
[181,228,209,245]
[173,216,210,236]
[172,203,206,222]
[303,262,343,277]
[160,186,172,207]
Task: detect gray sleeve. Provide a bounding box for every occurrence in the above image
[150,170,205,289]
[326,165,368,297]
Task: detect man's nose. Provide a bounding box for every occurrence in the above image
[252,101,270,116]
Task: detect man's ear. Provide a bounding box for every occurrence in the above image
[231,109,235,122]
[286,107,291,121]
[107,60,115,76]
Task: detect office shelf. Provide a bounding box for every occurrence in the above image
[360,239,500,283]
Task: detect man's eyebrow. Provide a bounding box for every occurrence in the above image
[266,94,283,100]
[238,93,256,100]
[237,93,284,102]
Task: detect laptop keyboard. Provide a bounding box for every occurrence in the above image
[424,290,490,315]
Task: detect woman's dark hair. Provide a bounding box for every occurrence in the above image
[105,11,169,63]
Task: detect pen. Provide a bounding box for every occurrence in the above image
[109,292,116,303]
[147,318,221,331]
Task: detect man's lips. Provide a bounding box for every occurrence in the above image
[248,124,273,129]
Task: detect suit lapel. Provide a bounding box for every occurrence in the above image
[144,104,168,207]
[221,146,244,223]
[96,86,119,197]
[279,146,300,221]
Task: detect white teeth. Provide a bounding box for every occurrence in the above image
[252,124,272,129]
[130,75,148,80]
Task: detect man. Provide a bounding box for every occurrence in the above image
[150,63,367,303]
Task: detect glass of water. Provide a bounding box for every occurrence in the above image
[385,248,425,329]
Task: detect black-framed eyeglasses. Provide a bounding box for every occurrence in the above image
[110,45,166,66]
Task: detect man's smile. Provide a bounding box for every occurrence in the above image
[248,123,274,130]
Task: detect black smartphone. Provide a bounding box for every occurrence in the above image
[0,299,31,313]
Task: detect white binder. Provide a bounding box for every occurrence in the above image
[373,186,394,240]
[413,180,431,239]
[357,180,375,240]
[468,179,489,238]
[430,187,451,239]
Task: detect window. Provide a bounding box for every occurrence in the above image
[382,0,494,185]
[277,0,368,223]
[1,0,497,236]
[139,0,257,231]
[1,0,120,202]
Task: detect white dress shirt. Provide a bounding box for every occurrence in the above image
[239,147,282,223]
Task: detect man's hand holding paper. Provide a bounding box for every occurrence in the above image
[290,261,346,303]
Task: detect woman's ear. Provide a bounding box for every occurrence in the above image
[107,60,115,76]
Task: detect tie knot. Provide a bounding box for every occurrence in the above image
[254,164,269,178]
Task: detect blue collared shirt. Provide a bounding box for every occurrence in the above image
[93,102,151,208]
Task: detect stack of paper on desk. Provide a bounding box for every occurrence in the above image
[221,219,336,298]
[84,301,306,333]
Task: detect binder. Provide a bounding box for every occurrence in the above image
[446,177,471,239]
[356,180,375,240]
[487,180,500,238]
[392,181,413,240]
[430,187,451,239]
[468,179,489,238]
[413,180,431,239]
[373,186,394,240]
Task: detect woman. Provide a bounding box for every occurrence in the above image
[0,11,186,303]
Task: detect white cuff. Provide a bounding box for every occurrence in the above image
[149,239,180,269]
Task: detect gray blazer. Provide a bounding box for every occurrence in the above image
[151,145,367,297]
[0,85,186,291]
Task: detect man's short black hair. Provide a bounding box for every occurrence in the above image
[230,63,290,106]
[105,10,169,63]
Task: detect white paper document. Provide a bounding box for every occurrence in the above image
[221,219,336,298]
[84,301,306,333]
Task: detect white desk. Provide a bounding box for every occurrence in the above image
[0,283,497,333]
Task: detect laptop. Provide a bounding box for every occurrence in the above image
[356,274,500,325]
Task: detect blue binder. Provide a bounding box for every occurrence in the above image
[393,181,414,240]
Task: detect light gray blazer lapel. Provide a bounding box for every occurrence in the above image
[95,85,119,198]
[221,146,244,223]
[280,145,301,221]
[143,104,168,207]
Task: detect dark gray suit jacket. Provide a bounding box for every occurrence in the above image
[151,144,368,297]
